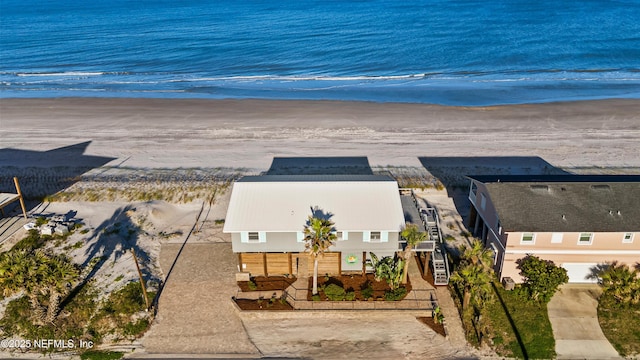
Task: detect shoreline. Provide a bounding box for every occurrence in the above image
[1,97,640,172]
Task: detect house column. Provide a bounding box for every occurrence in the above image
[473,211,481,236]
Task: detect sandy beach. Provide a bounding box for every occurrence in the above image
[2,98,640,172]
[1,97,639,358]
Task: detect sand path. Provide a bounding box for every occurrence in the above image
[140,242,260,355]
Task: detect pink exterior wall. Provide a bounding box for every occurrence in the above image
[469,179,640,282]
[501,231,640,282]
[469,180,505,246]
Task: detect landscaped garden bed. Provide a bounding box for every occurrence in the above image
[306,273,412,301]
[417,316,446,337]
[237,275,296,292]
[233,296,294,310]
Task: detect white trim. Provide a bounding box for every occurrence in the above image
[489,242,499,266]
[334,231,349,241]
[258,231,266,243]
[296,231,304,243]
[363,231,371,242]
[578,232,593,245]
[623,233,634,243]
[380,231,388,242]
[480,193,487,211]
[505,249,640,255]
[520,232,536,245]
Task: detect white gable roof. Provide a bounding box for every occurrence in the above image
[223,175,405,233]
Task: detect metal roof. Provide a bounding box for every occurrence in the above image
[476,178,640,232]
[224,175,405,233]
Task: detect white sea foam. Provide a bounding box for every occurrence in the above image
[17,72,105,77]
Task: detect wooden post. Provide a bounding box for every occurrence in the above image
[362,251,366,276]
[263,252,268,277]
[13,177,28,219]
[131,249,150,310]
[288,253,292,276]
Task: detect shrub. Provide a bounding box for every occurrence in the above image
[247,280,258,291]
[312,294,321,301]
[324,283,346,301]
[516,255,568,304]
[384,287,408,301]
[345,291,356,301]
[361,283,374,299]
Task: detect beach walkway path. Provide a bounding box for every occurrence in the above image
[137,242,260,357]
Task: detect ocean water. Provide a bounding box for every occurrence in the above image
[1,0,639,106]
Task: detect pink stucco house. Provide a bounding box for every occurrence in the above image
[467,175,640,283]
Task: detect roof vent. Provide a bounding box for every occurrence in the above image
[530,184,549,192]
[591,184,611,190]
[617,210,621,216]
[562,214,566,220]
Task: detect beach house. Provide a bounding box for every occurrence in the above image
[223,175,409,277]
[467,175,640,283]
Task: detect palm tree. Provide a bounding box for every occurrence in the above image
[459,239,494,270]
[600,262,640,305]
[43,254,80,323]
[303,215,337,295]
[400,223,427,284]
[450,263,493,312]
[0,250,46,323]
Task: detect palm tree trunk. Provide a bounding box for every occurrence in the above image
[29,293,45,325]
[46,290,61,323]
[463,288,471,311]
[313,257,319,295]
[402,248,412,284]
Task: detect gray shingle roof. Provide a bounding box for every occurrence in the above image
[471,176,640,232]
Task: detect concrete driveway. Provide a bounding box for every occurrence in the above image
[547,285,620,359]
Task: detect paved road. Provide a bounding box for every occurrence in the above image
[548,285,621,360]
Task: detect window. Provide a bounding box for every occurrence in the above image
[623,233,634,243]
[248,232,260,242]
[364,231,387,242]
[241,231,266,243]
[551,233,563,244]
[470,182,478,196]
[521,232,535,244]
[578,233,593,245]
[335,231,348,241]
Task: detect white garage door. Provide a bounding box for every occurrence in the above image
[562,263,599,283]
